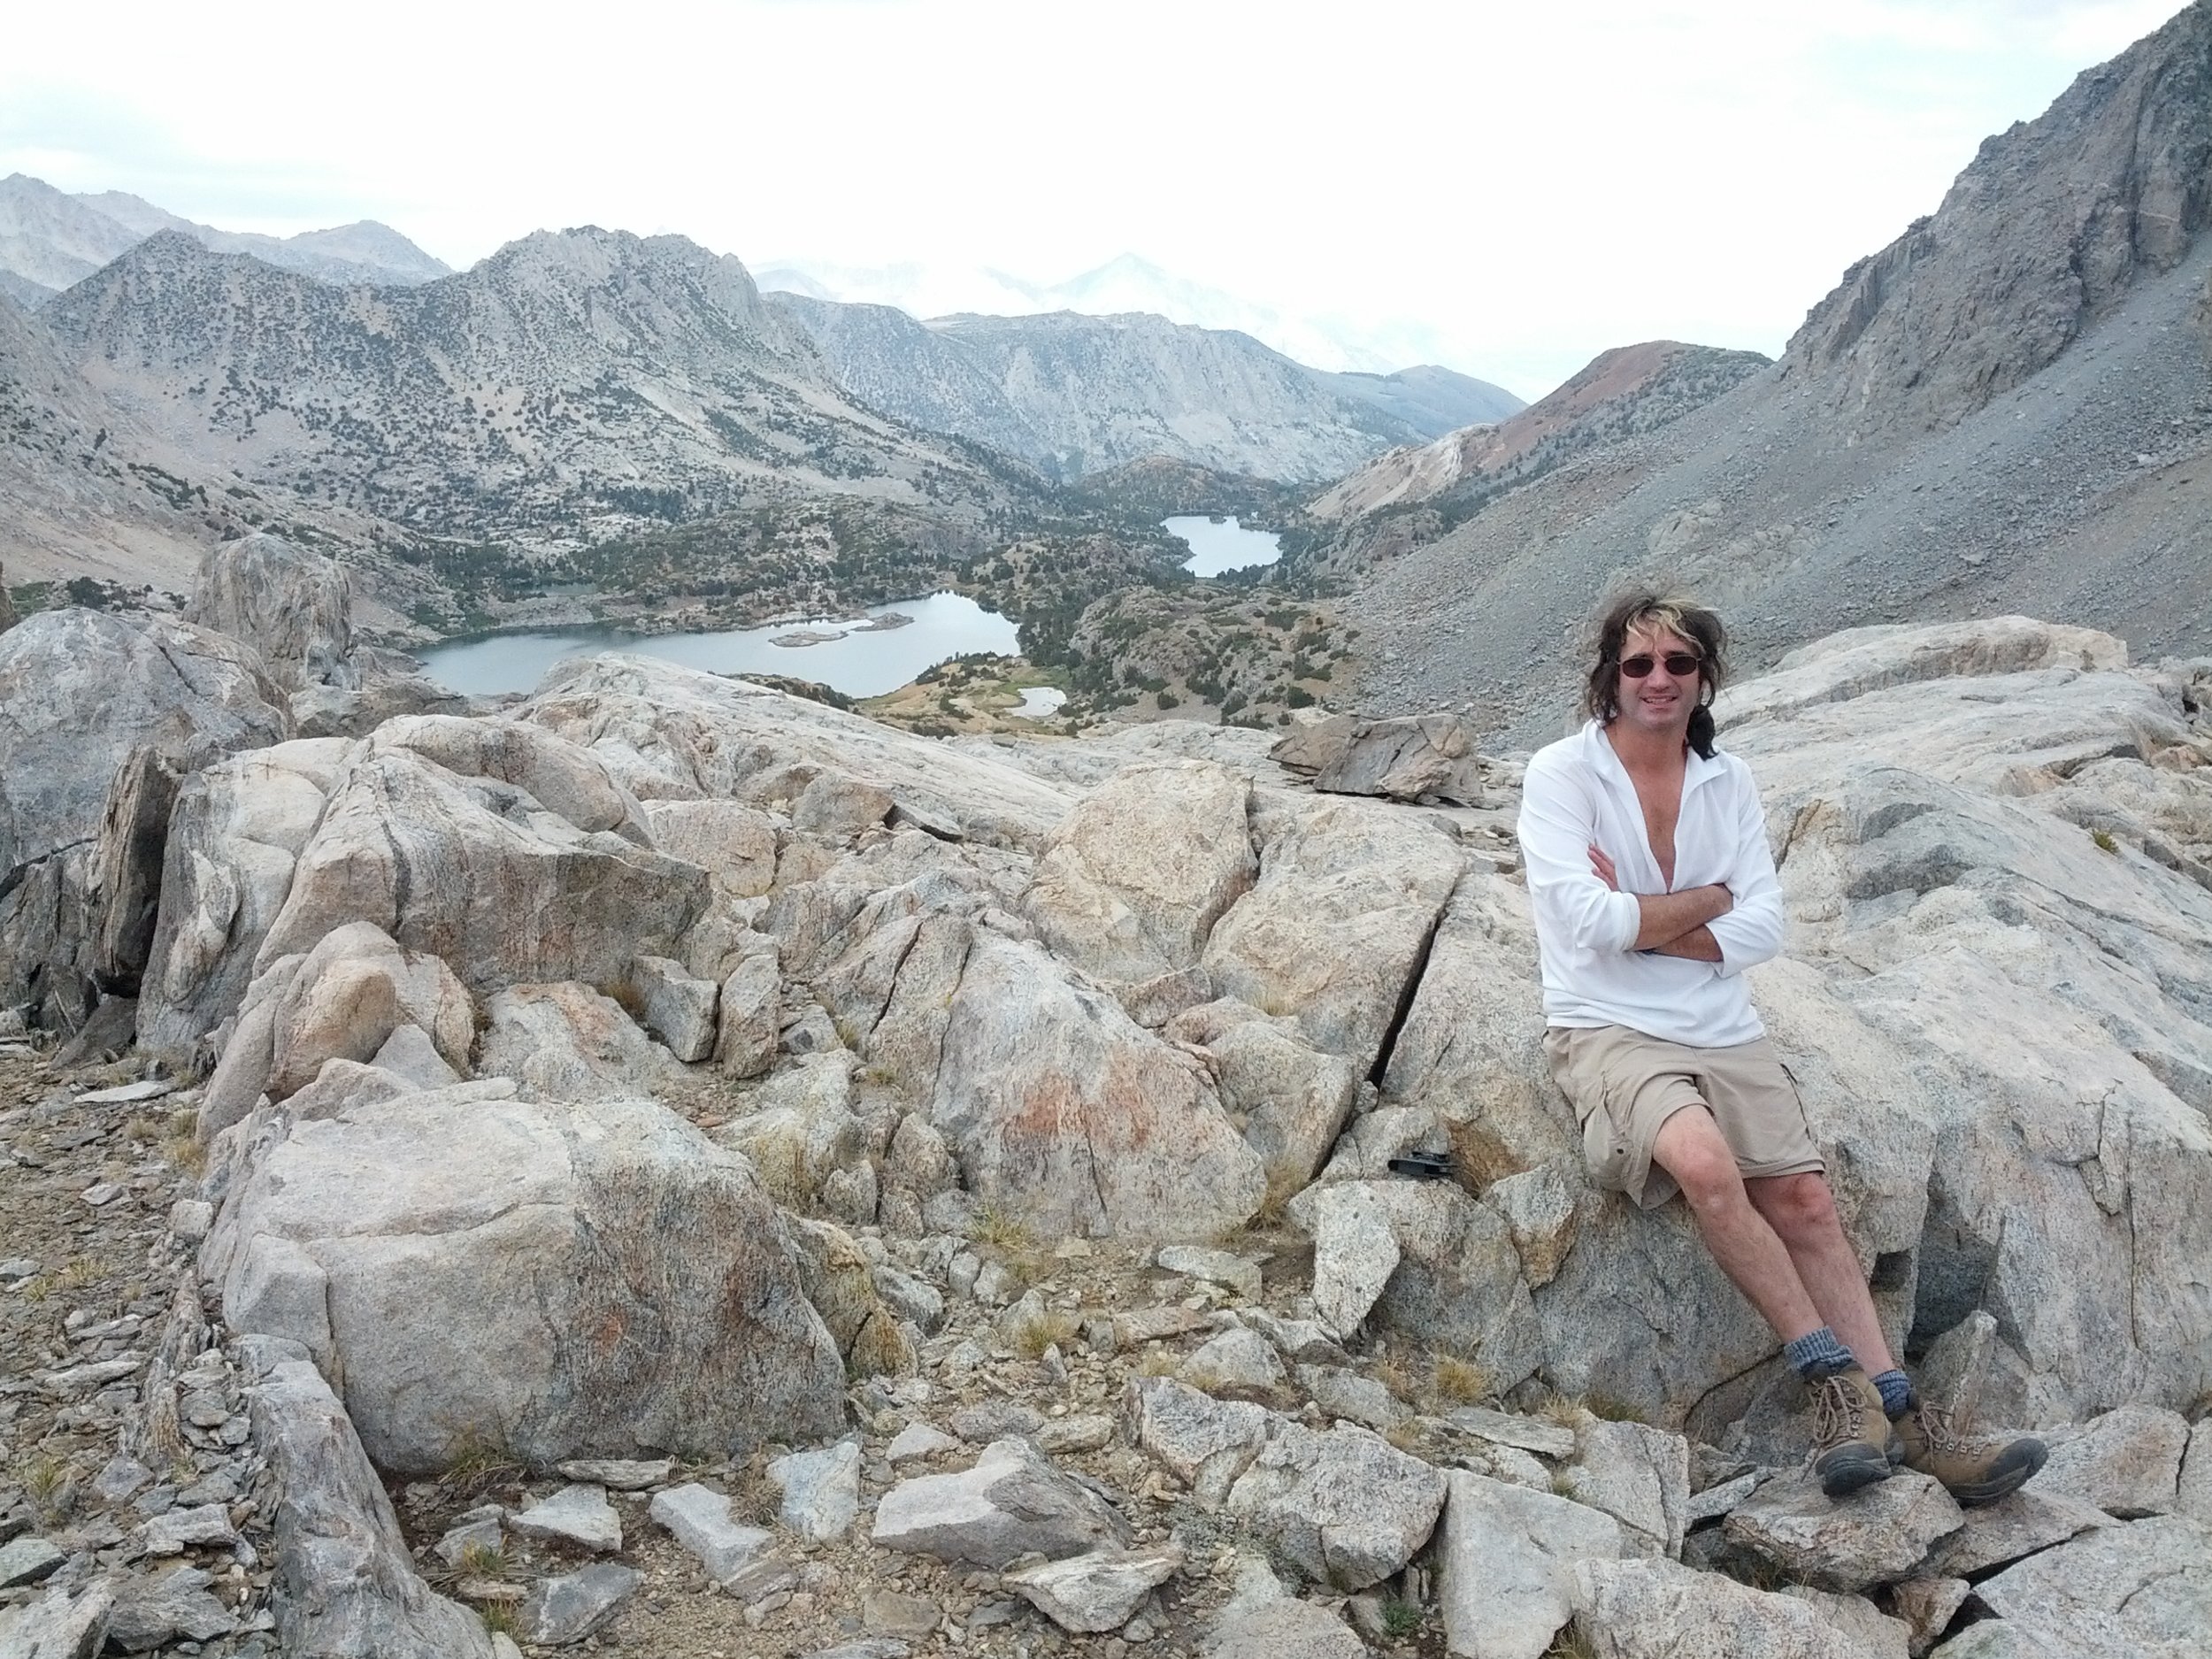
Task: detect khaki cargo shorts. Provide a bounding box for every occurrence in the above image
[1542,1025,1824,1210]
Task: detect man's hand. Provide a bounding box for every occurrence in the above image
[1589,844,1620,890]
[1648,926,1724,961]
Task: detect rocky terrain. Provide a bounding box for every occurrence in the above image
[1306,342,1770,524]
[1342,0,2212,745]
[769,296,1519,483]
[1,534,2208,1658]
[0,173,449,309]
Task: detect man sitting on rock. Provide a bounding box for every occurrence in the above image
[1517,591,2046,1504]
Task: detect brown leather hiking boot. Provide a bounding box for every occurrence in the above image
[1893,1393,2048,1507]
[1810,1366,1895,1498]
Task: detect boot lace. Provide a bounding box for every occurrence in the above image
[1912,1399,1972,1457]
[1810,1372,1863,1452]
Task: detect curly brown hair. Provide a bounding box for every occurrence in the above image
[1581,591,1729,758]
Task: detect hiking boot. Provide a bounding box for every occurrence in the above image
[1893,1392,2047,1507]
[1810,1365,1895,1498]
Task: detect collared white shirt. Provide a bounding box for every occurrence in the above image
[1516,719,1785,1048]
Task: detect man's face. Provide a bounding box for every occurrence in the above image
[1614,623,1702,737]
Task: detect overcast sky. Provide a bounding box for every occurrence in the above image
[1,0,2186,396]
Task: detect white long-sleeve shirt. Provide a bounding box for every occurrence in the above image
[1516,720,1786,1048]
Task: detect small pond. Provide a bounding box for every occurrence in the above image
[1164,514,1283,577]
[417,591,1019,699]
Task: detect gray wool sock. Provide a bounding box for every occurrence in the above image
[1785,1325,1855,1379]
[1872,1369,1913,1417]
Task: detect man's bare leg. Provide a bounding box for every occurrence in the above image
[1648,1107,1823,1341]
[1746,1173,1896,1375]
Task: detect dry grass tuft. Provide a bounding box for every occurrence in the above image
[439,1431,520,1494]
[1371,1356,1417,1402]
[1544,1624,1599,1659]
[968,1200,1033,1252]
[1007,1308,1079,1360]
[1537,1390,1594,1429]
[1136,1348,1182,1379]
[457,1540,514,1581]
[1583,1391,1651,1425]
[1428,1355,1493,1408]
[1383,1420,1426,1453]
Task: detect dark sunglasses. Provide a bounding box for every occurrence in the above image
[1617,652,1702,679]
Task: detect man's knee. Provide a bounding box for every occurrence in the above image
[1654,1109,1746,1210]
[1752,1171,1839,1240]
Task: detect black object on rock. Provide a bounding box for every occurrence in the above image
[1386,1152,1454,1180]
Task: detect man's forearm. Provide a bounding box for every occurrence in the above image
[1647,925,1723,961]
[1632,885,1732,949]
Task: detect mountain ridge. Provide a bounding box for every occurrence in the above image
[0,173,449,304]
[770,291,1520,483]
[1340,0,2212,745]
[38,225,1025,543]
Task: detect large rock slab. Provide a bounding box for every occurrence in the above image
[265,921,473,1099]
[253,745,708,994]
[929,933,1265,1238]
[1225,1418,1448,1590]
[519,653,1076,851]
[1969,1513,2212,1656]
[0,1581,117,1659]
[1022,757,1255,984]
[2027,1403,2189,1517]
[872,1437,1132,1569]
[1293,1181,1399,1338]
[510,1485,622,1554]
[1271,712,1489,805]
[771,1440,864,1541]
[520,1563,639,1646]
[206,1089,845,1473]
[0,608,289,879]
[185,532,357,694]
[1164,998,1362,1192]
[639,798,780,897]
[476,981,684,1103]
[250,1359,492,1658]
[1571,1555,1864,1658]
[1561,1418,1692,1561]
[1123,1377,1275,1508]
[1724,1471,1963,1592]
[1924,1488,2110,1579]
[1439,1470,1625,1659]
[1206,1594,1369,1659]
[136,739,350,1056]
[1202,791,1463,1071]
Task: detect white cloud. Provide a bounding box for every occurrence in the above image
[1,0,2187,397]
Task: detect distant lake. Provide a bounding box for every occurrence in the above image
[418,591,1018,699]
[1165,515,1283,577]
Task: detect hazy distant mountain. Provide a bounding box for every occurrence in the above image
[41,227,1027,539]
[0,173,451,305]
[755,250,1504,383]
[770,291,1521,483]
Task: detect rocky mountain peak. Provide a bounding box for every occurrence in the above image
[474,225,798,355]
[1784,0,2212,428]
